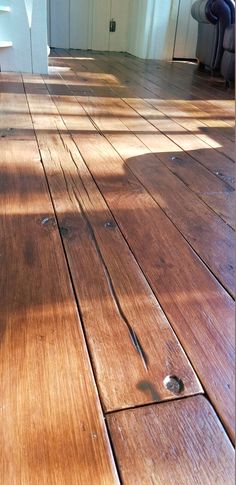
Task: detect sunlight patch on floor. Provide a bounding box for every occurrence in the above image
[48,66,71,73]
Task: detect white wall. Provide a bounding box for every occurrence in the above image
[127,0,181,60]
[174,0,198,58]
[50,0,70,49]
[0,0,32,72]
[91,0,110,51]
[109,0,129,52]
[148,0,180,59]
[70,0,92,50]
[50,0,129,52]
[127,0,149,58]
[49,0,197,60]
[0,0,48,73]
[31,0,48,73]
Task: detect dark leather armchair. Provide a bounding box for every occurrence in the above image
[191,0,235,72]
[221,24,235,82]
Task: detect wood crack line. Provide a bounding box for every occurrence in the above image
[67,145,94,206]
[71,185,149,371]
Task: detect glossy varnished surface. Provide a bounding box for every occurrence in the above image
[0,51,234,481]
[108,395,235,484]
[0,137,119,484]
[22,74,202,412]
[74,131,235,438]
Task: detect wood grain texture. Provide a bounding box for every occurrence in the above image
[131,132,234,230]
[43,53,235,438]
[46,68,234,287]
[74,94,234,295]
[0,138,119,484]
[74,132,235,441]
[45,54,235,440]
[91,55,234,174]
[106,132,235,293]
[166,99,234,147]
[107,395,235,485]
[1,53,234,483]
[110,52,234,102]
[23,75,202,412]
[0,74,33,140]
[124,96,235,187]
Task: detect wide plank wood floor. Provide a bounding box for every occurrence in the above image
[0,50,235,483]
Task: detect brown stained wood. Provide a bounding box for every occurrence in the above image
[107,395,235,485]
[104,132,235,296]
[95,54,231,108]
[170,100,235,145]
[91,55,234,150]
[123,97,235,187]
[94,57,188,101]
[136,131,235,229]
[74,132,235,441]
[123,96,235,187]
[0,138,119,484]
[177,117,235,152]
[156,92,234,136]
[141,124,235,182]
[207,98,235,115]
[0,74,33,140]
[173,96,234,125]
[23,77,202,412]
[56,66,234,228]
[105,53,235,107]
[42,93,96,133]
[42,60,235,434]
[68,93,234,294]
[1,55,234,483]
[196,103,235,128]
[114,55,234,102]
[144,97,235,158]
[77,93,234,229]
[135,86,234,134]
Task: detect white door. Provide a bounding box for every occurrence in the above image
[91,0,129,52]
[173,0,198,58]
[50,0,70,48]
[70,0,92,50]
[91,0,110,51]
[49,0,129,51]
[109,0,129,52]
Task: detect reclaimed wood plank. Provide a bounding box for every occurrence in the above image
[23,74,202,412]
[74,131,235,441]
[111,54,234,102]
[105,131,235,295]
[39,62,233,431]
[71,94,234,294]
[166,99,235,144]
[0,74,33,140]
[45,53,235,440]
[123,97,235,187]
[51,67,235,227]
[135,130,235,229]
[0,138,119,484]
[91,54,234,146]
[107,395,235,485]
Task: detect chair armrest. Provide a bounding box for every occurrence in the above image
[191,0,234,24]
[191,0,218,23]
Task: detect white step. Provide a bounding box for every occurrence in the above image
[0,41,13,47]
[0,6,11,12]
